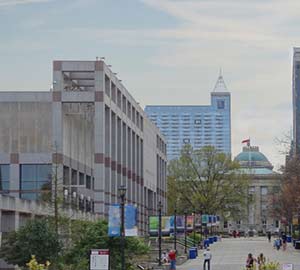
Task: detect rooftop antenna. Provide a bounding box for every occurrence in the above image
[213,67,228,92]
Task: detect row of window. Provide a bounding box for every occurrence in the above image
[105,75,144,132]
[0,164,95,200]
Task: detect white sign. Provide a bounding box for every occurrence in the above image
[283,263,293,270]
[90,249,109,270]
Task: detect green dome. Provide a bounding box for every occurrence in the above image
[234,146,273,170]
[235,151,269,162]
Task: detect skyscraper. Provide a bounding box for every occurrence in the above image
[293,47,300,155]
[145,73,231,160]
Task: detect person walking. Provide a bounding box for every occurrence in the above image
[168,250,176,270]
[257,253,266,270]
[282,233,287,251]
[274,238,281,250]
[203,248,212,270]
[267,231,271,243]
[246,253,255,269]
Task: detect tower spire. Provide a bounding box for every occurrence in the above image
[213,68,228,92]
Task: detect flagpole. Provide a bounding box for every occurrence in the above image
[248,138,251,168]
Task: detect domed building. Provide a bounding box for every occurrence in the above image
[227,145,282,234]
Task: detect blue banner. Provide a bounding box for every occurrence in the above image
[108,204,120,237]
[125,205,138,236]
[108,204,138,237]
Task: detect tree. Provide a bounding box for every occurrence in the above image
[270,155,300,231]
[63,219,149,270]
[167,145,249,219]
[0,218,61,268]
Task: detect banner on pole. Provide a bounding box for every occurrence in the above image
[108,205,120,237]
[186,216,194,229]
[125,205,138,236]
[108,204,138,237]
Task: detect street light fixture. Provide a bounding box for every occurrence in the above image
[174,207,177,252]
[184,211,187,254]
[118,185,127,270]
[192,211,196,246]
[158,201,162,266]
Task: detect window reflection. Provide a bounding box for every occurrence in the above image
[20,164,51,200]
[0,165,9,191]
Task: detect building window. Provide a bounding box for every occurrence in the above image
[261,186,268,195]
[63,166,69,185]
[183,138,190,144]
[20,164,52,200]
[217,100,225,109]
[71,169,77,185]
[0,165,9,192]
[86,175,91,190]
[224,221,228,228]
[79,172,85,186]
[249,186,255,194]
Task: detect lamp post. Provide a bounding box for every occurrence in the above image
[174,207,177,252]
[193,211,196,246]
[118,185,127,270]
[184,211,187,254]
[158,201,162,266]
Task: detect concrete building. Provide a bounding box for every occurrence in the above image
[226,146,282,234]
[145,73,231,160]
[0,60,167,236]
[293,47,300,155]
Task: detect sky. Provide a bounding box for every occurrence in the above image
[0,0,298,170]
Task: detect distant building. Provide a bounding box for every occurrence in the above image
[145,73,231,160]
[293,47,300,155]
[227,145,282,234]
[0,60,167,237]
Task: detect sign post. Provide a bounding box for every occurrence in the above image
[282,263,293,270]
[90,249,110,270]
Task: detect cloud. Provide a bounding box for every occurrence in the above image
[0,0,50,7]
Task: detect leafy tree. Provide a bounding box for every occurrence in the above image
[0,218,61,268]
[63,219,149,270]
[168,145,249,219]
[270,155,300,231]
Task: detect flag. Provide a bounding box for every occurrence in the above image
[241,138,250,146]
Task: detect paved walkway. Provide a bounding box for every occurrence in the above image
[178,237,300,270]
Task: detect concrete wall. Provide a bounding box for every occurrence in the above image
[0,101,52,153]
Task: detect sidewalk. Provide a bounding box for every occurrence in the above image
[177,237,300,270]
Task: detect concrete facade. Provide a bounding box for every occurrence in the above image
[145,73,231,160]
[0,60,167,235]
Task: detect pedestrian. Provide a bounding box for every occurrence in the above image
[168,249,176,270]
[267,231,271,243]
[257,253,266,270]
[274,238,281,250]
[282,233,287,251]
[162,251,168,263]
[203,248,212,270]
[246,253,255,270]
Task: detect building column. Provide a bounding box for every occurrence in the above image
[94,63,106,216]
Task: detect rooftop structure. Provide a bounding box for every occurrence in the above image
[145,73,231,160]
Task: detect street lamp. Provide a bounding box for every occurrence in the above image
[118,185,127,270]
[174,207,177,252]
[158,201,162,266]
[192,211,196,246]
[184,211,187,254]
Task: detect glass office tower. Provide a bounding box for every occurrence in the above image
[293,47,300,155]
[145,74,231,161]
